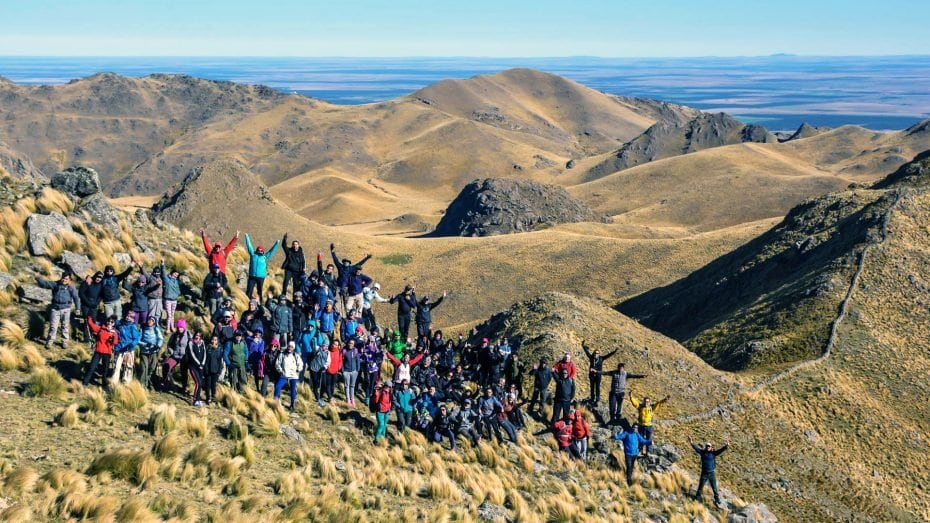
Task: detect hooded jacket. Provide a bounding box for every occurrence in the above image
[100,266,132,303]
[415,296,443,325]
[79,277,103,310]
[615,430,651,456]
[265,298,293,334]
[331,249,371,289]
[138,325,164,355]
[114,319,141,354]
[390,292,417,317]
[36,277,80,310]
[326,345,343,374]
[167,330,191,360]
[630,394,666,427]
[87,318,119,355]
[245,234,280,279]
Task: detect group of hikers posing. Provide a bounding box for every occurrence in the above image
[33,229,730,508]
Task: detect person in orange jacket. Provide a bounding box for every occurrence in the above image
[568,402,592,461]
[82,316,119,388]
[323,340,344,402]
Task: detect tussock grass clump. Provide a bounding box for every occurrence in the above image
[0,344,20,371]
[19,344,46,370]
[209,456,245,483]
[88,449,159,486]
[54,403,81,427]
[324,404,340,424]
[108,381,148,411]
[253,407,281,438]
[224,475,249,497]
[476,441,504,468]
[0,505,32,521]
[116,498,161,523]
[217,384,241,411]
[0,320,26,349]
[185,443,215,467]
[25,367,67,398]
[60,491,119,520]
[0,207,28,252]
[234,436,256,467]
[227,415,248,440]
[147,403,177,436]
[310,451,338,481]
[425,473,461,501]
[179,414,209,438]
[35,187,74,214]
[80,386,108,413]
[2,466,39,495]
[153,431,182,461]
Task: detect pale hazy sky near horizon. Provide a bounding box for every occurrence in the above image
[1,0,927,57]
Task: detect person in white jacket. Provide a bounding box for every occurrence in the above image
[274,341,305,411]
[362,282,389,333]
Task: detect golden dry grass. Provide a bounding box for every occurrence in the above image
[87,449,158,486]
[0,344,20,371]
[35,187,74,214]
[24,367,67,398]
[0,320,26,350]
[147,403,177,436]
[108,381,148,411]
[54,403,80,427]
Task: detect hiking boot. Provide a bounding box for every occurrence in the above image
[193,400,203,407]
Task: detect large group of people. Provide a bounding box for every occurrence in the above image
[31,229,731,507]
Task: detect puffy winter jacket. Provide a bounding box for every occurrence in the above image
[138,325,164,355]
[276,351,304,379]
[341,347,361,373]
[346,273,372,297]
[315,309,338,334]
[373,387,393,413]
[615,430,651,456]
[166,331,191,360]
[123,278,151,313]
[266,299,293,334]
[114,320,141,354]
[630,394,666,427]
[570,412,591,439]
[100,267,132,303]
[308,346,330,373]
[87,318,119,356]
[326,345,343,374]
[36,277,80,310]
[393,388,415,413]
[245,234,280,279]
[202,271,229,301]
[553,376,575,403]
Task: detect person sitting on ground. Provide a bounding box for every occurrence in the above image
[274,341,304,411]
[553,414,580,460]
[630,389,669,456]
[245,233,280,299]
[430,404,457,450]
[615,422,651,485]
[452,398,481,446]
[82,315,119,388]
[35,272,80,348]
[689,435,730,508]
[199,228,239,274]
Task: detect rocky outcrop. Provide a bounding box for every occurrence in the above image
[59,250,93,278]
[584,113,778,180]
[0,141,44,181]
[782,122,828,142]
[729,504,779,523]
[51,166,101,197]
[77,193,121,234]
[26,212,74,256]
[432,178,609,237]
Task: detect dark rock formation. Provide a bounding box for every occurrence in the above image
[0,141,44,181]
[51,166,101,197]
[432,178,609,237]
[782,122,828,142]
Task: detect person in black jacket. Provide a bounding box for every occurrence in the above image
[389,285,418,340]
[551,367,575,423]
[529,356,553,414]
[78,272,104,343]
[187,331,207,406]
[581,339,617,406]
[689,436,730,508]
[203,334,225,404]
[280,233,305,297]
[415,292,446,338]
[430,404,457,450]
[100,263,135,320]
[202,264,230,316]
[330,243,371,313]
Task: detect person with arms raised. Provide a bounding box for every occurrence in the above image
[689,435,730,508]
[245,233,280,300]
[280,232,305,297]
[34,272,80,348]
[629,389,669,456]
[199,227,239,274]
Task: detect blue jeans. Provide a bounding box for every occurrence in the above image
[639,425,654,454]
[274,377,298,407]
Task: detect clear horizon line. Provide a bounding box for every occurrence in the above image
[2,53,930,59]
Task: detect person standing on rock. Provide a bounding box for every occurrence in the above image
[581,339,617,407]
[595,362,646,422]
[78,272,103,344]
[361,282,389,333]
[689,436,730,508]
[528,356,553,415]
[415,292,446,339]
[100,262,135,320]
[615,422,651,485]
[629,389,669,456]
[552,352,577,379]
[160,262,182,332]
[390,285,418,340]
[202,263,230,316]
[280,232,305,297]
[199,228,239,274]
[330,243,372,314]
[245,233,280,300]
[35,272,80,348]
[146,265,164,328]
[551,367,575,423]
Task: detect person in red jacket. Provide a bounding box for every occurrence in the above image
[82,316,119,388]
[552,352,577,379]
[372,380,394,444]
[199,227,239,274]
[323,340,344,402]
[553,415,581,460]
[568,402,592,461]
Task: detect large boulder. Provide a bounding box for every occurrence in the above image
[728,503,778,523]
[59,250,94,278]
[0,273,13,291]
[51,166,101,197]
[77,193,121,234]
[26,212,74,256]
[18,284,52,304]
[432,178,610,237]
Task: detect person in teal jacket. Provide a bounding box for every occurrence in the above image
[245,233,280,299]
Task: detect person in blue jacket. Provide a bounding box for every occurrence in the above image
[689,435,730,508]
[245,233,280,299]
[110,310,141,386]
[615,422,652,485]
[296,319,328,384]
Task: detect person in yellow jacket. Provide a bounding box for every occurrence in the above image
[629,389,669,456]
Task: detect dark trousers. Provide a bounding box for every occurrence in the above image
[397,315,411,340]
[204,372,219,402]
[80,306,97,342]
[697,471,721,504]
[309,369,325,400]
[396,409,413,431]
[432,428,456,450]
[551,400,570,424]
[639,425,654,454]
[246,276,265,299]
[416,322,430,338]
[189,367,203,402]
[529,385,549,412]
[609,390,624,421]
[362,308,377,333]
[365,371,379,402]
[227,365,246,393]
[480,416,502,441]
[82,352,111,387]
[282,270,300,297]
[588,372,602,403]
[323,372,338,400]
[624,454,638,485]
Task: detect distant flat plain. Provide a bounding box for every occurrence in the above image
[1,55,928,130]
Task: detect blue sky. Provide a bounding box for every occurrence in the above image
[1,0,927,57]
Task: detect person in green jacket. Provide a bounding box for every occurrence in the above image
[387,330,408,359]
[245,233,280,299]
[225,330,248,393]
